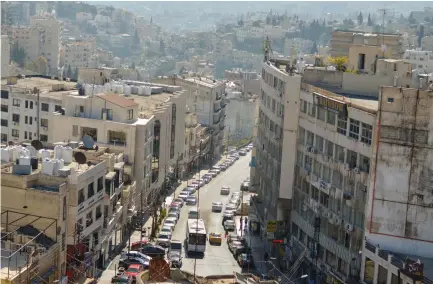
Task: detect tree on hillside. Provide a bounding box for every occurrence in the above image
[74,67,79,80]
[328,56,348,71]
[310,42,318,54]
[134,29,140,45]
[418,25,425,48]
[159,40,165,54]
[367,13,373,26]
[11,42,27,67]
[66,65,72,78]
[357,12,363,25]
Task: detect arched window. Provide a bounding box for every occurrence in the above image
[170,104,176,159]
[152,120,161,183]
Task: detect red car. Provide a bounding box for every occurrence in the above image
[124,264,144,279]
[130,240,148,251]
[170,202,182,208]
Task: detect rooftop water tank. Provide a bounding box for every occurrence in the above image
[42,158,54,175]
[131,86,138,94]
[30,157,38,170]
[124,85,131,96]
[63,146,73,164]
[52,159,61,176]
[54,145,64,160]
[39,149,50,160]
[1,148,10,162]
[19,156,31,166]
[104,84,111,93]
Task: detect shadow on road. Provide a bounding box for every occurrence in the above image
[186,251,205,259]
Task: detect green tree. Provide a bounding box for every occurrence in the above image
[159,39,165,54]
[133,29,140,45]
[66,65,72,78]
[418,25,425,47]
[11,42,26,67]
[130,62,135,69]
[357,12,363,25]
[73,67,79,80]
[367,13,373,26]
[310,42,318,54]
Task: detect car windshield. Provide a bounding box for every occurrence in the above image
[127,267,140,272]
[161,227,171,232]
[211,233,222,237]
[165,221,174,225]
[158,234,169,239]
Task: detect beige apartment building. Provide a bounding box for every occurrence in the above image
[330,30,403,59]
[61,40,98,73]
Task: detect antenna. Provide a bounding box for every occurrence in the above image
[73,152,87,165]
[31,139,43,150]
[82,135,95,149]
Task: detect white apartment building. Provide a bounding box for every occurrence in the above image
[1,35,10,78]
[152,76,226,159]
[62,40,98,72]
[49,89,154,211]
[29,15,63,75]
[1,76,76,144]
[402,49,433,73]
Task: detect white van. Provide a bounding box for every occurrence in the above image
[188,208,200,219]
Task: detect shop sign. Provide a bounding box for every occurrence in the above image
[266,220,277,233]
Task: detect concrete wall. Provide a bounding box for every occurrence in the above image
[366,86,433,258]
[224,99,257,144]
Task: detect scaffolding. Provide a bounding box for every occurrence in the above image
[1,210,61,284]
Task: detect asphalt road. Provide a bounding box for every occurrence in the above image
[171,152,253,277]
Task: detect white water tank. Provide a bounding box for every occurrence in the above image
[84,84,92,96]
[104,84,111,93]
[116,84,123,94]
[19,156,31,166]
[63,146,73,164]
[144,86,152,96]
[138,86,145,95]
[42,158,54,175]
[39,149,50,160]
[58,159,65,170]
[54,145,64,160]
[1,148,10,162]
[124,85,131,95]
[131,86,138,94]
[9,147,18,162]
[52,159,61,176]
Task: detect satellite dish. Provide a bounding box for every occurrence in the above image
[26,145,37,157]
[380,44,387,53]
[82,135,95,149]
[31,140,44,150]
[73,152,87,165]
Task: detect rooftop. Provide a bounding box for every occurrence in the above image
[183,77,222,88]
[131,93,178,118]
[96,93,139,108]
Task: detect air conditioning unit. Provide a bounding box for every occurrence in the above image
[346,223,354,232]
[353,167,360,174]
[310,148,317,154]
[344,163,350,171]
[320,180,328,189]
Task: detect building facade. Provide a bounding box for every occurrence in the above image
[1,35,10,78]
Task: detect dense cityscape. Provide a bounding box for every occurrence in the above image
[1,1,433,284]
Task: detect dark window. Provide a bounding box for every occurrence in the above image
[152,120,161,183]
[25,100,28,108]
[41,119,48,128]
[87,182,94,198]
[25,116,28,124]
[97,177,103,192]
[1,133,7,142]
[337,116,347,135]
[1,104,8,112]
[96,206,102,219]
[1,119,8,127]
[358,53,366,70]
[1,90,9,99]
[41,103,49,112]
[12,129,19,137]
[128,109,134,120]
[361,123,372,145]
[101,108,113,120]
[78,189,85,204]
[63,197,67,220]
[40,134,48,142]
[12,114,19,123]
[12,99,20,106]
[349,119,360,140]
[30,101,33,109]
[55,105,62,112]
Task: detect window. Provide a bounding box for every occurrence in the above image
[55,105,62,112]
[360,155,370,173]
[349,119,360,140]
[300,100,307,113]
[13,99,20,107]
[306,131,314,146]
[1,119,8,127]
[170,104,176,159]
[97,177,103,192]
[296,151,304,166]
[12,129,19,138]
[308,102,316,117]
[108,130,126,145]
[1,90,9,99]
[325,140,334,158]
[320,192,329,207]
[298,127,305,145]
[25,131,28,139]
[327,111,336,125]
[361,123,372,145]
[347,150,358,169]
[78,188,85,204]
[41,118,48,128]
[87,182,95,198]
[11,114,19,123]
[127,109,134,120]
[41,103,49,112]
[322,165,331,182]
[30,101,33,109]
[337,116,347,135]
[101,108,113,120]
[63,197,67,221]
[1,104,8,112]
[315,135,324,153]
[314,160,322,177]
[311,186,319,201]
[317,106,326,121]
[25,100,28,108]
[305,156,313,172]
[271,99,276,112]
[29,132,32,140]
[1,133,7,142]
[40,134,48,142]
[335,145,345,163]
[95,206,102,219]
[86,212,93,227]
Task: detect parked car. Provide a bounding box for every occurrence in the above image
[163,219,176,231]
[212,201,223,212]
[208,170,218,177]
[130,240,149,251]
[160,225,173,235]
[111,274,133,283]
[198,179,206,187]
[124,264,144,280]
[168,250,183,268]
[119,257,149,269]
[220,186,230,195]
[186,196,197,205]
[212,166,221,174]
[229,240,244,254]
[173,198,184,207]
[220,163,228,171]
[140,244,165,257]
[202,174,212,183]
[224,220,236,231]
[239,149,247,156]
[168,207,180,217]
[121,251,151,262]
[222,212,234,226]
[156,232,171,247]
[241,181,250,191]
[167,212,179,221]
[238,253,254,267]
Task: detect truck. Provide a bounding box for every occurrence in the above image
[169,239,182,254]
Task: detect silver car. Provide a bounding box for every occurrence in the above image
[157,232,171,247]
[212,202,223,212]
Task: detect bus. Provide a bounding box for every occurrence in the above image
[186,219,207,253]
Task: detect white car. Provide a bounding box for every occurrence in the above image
[220,186,230,195]
[225,204,237,213]
[230,197,240,207]
[178,192,189,200]
[220,163,228,171]
[231,192,241,198]
[208,170,218,177]
[191,181,200,188]
[198,179,206,187]
[202,174,212,183]
[167,212,179,221]
[164,218,177,230]
[223,211,234,219]
[157,232,171,247]
[212,202,223,212]
[224,220,236,231]
[160,226,173,235]
[212,166,221,174]
[239,150,247,156]
[186,196,197,205]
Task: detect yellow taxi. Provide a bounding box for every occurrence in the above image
[209,232,223,245]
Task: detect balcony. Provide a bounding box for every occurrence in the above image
[81,214,104,238]
[77,190,104,215]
